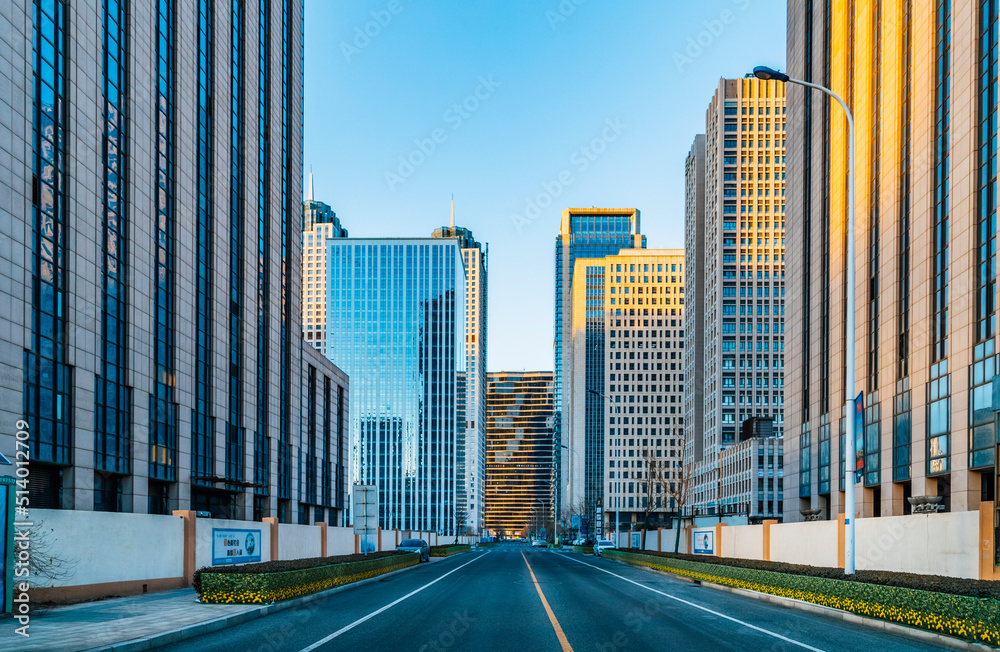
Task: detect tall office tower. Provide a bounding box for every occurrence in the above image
[685,78,787,521]
[485,372,555,538]
[684,136,707,474]
[301,186,348,351]
[786,0,998,522]
[556,209,645,525]
[432,216,488,536]
[325,239,466,532]
[572,250,686,532]
[0,0,347,521]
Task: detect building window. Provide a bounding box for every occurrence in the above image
[893,382,911,482]
[927,361,951,475]
[26,0,73,497]
[192,0,216,501]
[95,0,131,493]
[864,394,880,487]
[932,0,952,362]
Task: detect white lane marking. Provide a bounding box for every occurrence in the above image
[560,554,825,652]
[297,553,488,652]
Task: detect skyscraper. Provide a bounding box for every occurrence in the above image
[325,239,466,532]
[432,208,488,536]
[786,0,998,521]
[485,372,555,538]
[556,208,644,524]
[0,0,345,521]
[684,78,787,520]
[587,249,687,532]
[301,182,348,351]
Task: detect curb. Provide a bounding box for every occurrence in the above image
[605,556,994,652]
[88,562,422,652]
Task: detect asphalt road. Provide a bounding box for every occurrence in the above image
[154,544,950,652]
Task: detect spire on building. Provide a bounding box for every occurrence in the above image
[308,168,314,201]
[450,194,455,229]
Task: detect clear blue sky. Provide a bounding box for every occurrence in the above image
[303,0,786,373]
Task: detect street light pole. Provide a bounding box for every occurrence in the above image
[753,66,857,575]
[537,498,545,543]
[588,388,617,546]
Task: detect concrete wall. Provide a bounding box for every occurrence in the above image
[381,529,397,551]
[195,518,272,571]
[724,524,764,560]
[277,523,322,561]
[30,510,184,587]
[856,511,979,579]
[329,527,355,555]
[769,521,839,567]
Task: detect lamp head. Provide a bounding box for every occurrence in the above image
[753,66,790,82]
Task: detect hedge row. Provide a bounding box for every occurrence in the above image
[430,544,471,557]
[572,545,594,554]
[616,548,1000,600]
[195,551,418,604]
[606,550,1000,645]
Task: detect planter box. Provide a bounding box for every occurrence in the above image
[197,553,419,604]
[605,550,1000,646]
[430,544,471,557]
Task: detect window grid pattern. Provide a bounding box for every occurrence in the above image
[932,0,952,363]
[25,0,72,471]
[278,0,292,502]
[898,0,912,381]
[95,0,130,483]
[976,0,998,343]
[226,0,244,488]
[893,382,911,482]
[192,0,215,488]
[254,0,271,515]
[150,0,177,488]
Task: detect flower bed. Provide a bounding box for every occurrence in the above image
[605,550,1000,646]
[430,544,471,557]
[195,551,418,604]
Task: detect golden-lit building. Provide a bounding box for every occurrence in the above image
[485,372,555,538]
[684,78,787,521]
[785,0,998,521]
[301,188,348,350]
[589,249,687,532]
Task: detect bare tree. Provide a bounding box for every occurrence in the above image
[648,447,693,553]
[561,498,595,541]
[639,450,665,550]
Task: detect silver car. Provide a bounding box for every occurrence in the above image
[593,540,617,556]
[397,538,430,562]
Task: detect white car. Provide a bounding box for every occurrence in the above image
[531,539,546,548]
[593,540,617,556]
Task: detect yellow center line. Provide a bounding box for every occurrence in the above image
[521,551,574,652]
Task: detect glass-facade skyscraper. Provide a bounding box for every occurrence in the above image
[556,209,644,521]
[325,239,466,532]
[0,0,347,522]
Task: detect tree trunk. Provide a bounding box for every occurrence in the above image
[674,517,682,553]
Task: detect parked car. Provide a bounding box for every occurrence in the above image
[572,537,586,546]
[593,540,616,556]
[397,538,430,562]
[531,539,546,548]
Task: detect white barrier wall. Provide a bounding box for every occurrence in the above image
[381,529,397,551]
[658,528,689,553]
[195,518,272,571]
[769,520,839,567]
[277,523,322,560]
[29,510,185,587]
[329,526,355,555]
[724,525,764,560]
[856,511,979,579]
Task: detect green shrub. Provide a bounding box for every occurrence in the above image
[195,551,417,604]
[614,548,1000,599]
[607,550,1000,645]
[429,544,471,557]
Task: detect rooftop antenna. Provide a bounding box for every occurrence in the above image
[450,193,455,229]
[308,167,314,201]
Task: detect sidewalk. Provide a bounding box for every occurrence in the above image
[0,558,440,652]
